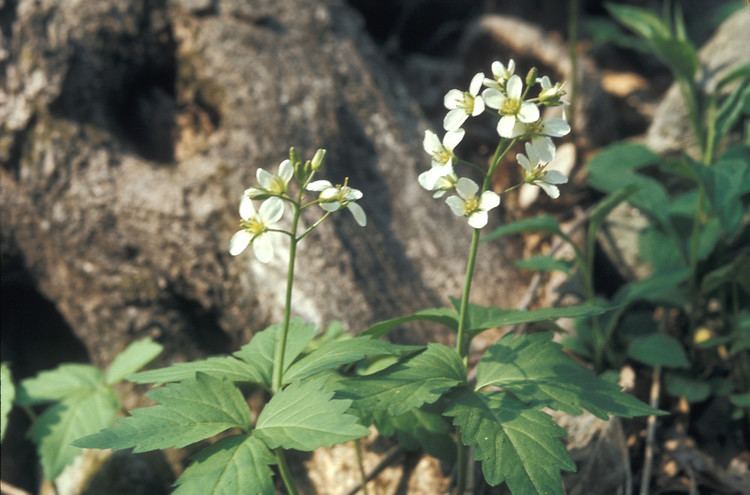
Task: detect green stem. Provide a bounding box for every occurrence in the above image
[275,449,299,495]
[272,203,302,393]
[567,0,580,132]
[454,138,516,495]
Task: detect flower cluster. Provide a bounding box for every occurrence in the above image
[230,149,367,262]
[419,60,571,228]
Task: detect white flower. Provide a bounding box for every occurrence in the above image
[509,116,571,142]
[420,172,458,198]
[419,129,464,190]
[229,197,285,262]
[537,76,566,105]
[483,59,516,91]
[443,73,486,131]
[445,178,500,229]
[516,140,568,199]
[306,180,367,227]
[482,75,540,138]
[245,159,294,198]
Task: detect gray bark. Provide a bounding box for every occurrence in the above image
[0,0,526,367]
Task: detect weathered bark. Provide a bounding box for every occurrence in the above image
[0,0,526,367]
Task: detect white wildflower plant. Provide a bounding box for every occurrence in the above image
[73,59,657,495]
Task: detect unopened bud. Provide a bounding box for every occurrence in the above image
[289,146,300,167]
[311,148,326,171]
[525,67,538,88]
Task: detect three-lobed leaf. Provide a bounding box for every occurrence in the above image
[1,363,14,441]
[75,373,250,452]
[106,338,163,384]
[476,332,660,418]
[129,357,263,386]
[444,388,575,494]
[31,389,119,480]
[339,344,465,420]
[173,434,276,495]
[255,378,368,451]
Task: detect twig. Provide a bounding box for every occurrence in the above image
[0,480,31,495]
[639,364,662,495]
[354,439,369,495]
[345,447,403,495]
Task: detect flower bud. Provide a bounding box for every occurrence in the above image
[289,146,300,167]
[525,67,538,88]
[311,148,326,171]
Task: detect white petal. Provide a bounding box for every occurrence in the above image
[517,102,540,123]
[455,177,479,199]
[542,117,571,137]
[239,196,256,220]
[245,187,264,199]
[539,75,552,89]
[507,59,516,74]
[306,180,333,191]
[491,61,505,78]
[320,201,341,212]
[433,190,447,198]
[506,75,523,99]
[471,96,485,117]
[544,170,568,184]
[468,210,489,229]
[419,166,449,190]
[319,187,339,201]
[253,234,274,263]
[347,202,367,227]
[443,89,464,110]
[346,188,364,201]
[517,153,532,172]
[510,121,527,138]
[469,72,484,95]
[423,130,442,154]
[278,159,294,182]
[257,168,274,189]
[229,230,252,256]
[481,88,504,109]
[531,137,556,163]
[497,115,517,138]
[443,108,468,131]
[445,196,465,217]
[259,197,285,223]
[479,191,500,210]
[442,129,465,151]
[538,182,560,199]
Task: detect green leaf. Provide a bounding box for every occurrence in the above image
[129,357,263,386]
[233,319,317,388]
[515,255,572,273]
[701,253,750,294]
[31,389,119,480]
[587,185,640,263]
[255,379,367,451]
[17,364,103,406]
[361,308,458,338]
[283,336,415,385]
[628,334,690,368]
[715,79,750,143]
[730,393,750,408]
[606,3,670,39]
[1,363,14,441]
[476,332,659,418]
[614,268,691,307]
[664,373,711,403]
[340,344,465,419]
[454,302,610,336]
[106,338,163,384]
[483,215,562,242]
[444,389,575,493]
[173,434,275,495]
[75,373,250,452]
[372,407,455,463]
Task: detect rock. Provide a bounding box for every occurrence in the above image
[646,9,750,157]
[0,0,529,371]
